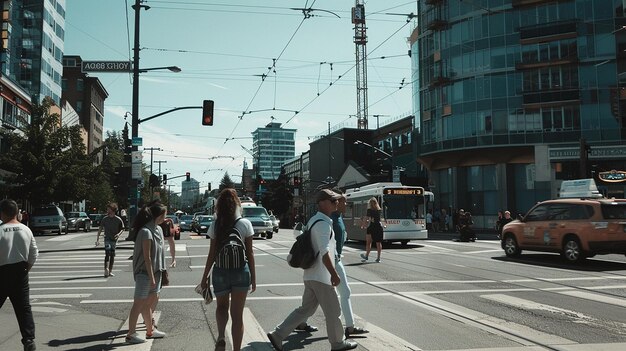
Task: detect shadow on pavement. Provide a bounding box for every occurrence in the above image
[48,330,120,350]
[283,333,326,350]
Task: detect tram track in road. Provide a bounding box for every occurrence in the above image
[253,236,626,349]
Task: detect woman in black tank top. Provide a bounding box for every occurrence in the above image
[361,197,383,263]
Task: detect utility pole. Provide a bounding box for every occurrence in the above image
[129,0,149,231]
[145,147,161,175]
[154,160,167,177]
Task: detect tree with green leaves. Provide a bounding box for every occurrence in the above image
[260,168,292,224]
[0,98,98,207]
[219,172,235,191]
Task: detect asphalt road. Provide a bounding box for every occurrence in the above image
[4,228,626,350]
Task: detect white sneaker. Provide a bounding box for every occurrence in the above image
[125,332,146,344]
[147,328,166,339]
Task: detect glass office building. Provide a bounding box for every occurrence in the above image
[414,0,626,228]
[252,122,296,180]
[2,0,65,105]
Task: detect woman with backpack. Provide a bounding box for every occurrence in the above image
[199,188,256,351]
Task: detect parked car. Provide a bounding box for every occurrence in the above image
[88,213,106,227]
[269,215,280,233]
[501,197,626,263]
[66,212,93,232]
[166,215,181,240]
[30,205,68,235]
[179,215,194,232]
[196,215,214,237]
[242,206,273,239]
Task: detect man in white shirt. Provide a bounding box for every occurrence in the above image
[0,199,38,351]
[267,189,357,351]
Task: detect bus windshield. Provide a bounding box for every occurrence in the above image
[382,194,425,219]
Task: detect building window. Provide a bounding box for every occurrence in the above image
[76,79,84,92]
[76,100,83,112]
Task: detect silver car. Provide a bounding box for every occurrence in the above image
[242,206,273,239]
[30,205,68,235]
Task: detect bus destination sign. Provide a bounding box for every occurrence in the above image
[383,188,423,195]
[81,61,131,73]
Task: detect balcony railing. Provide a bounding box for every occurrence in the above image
[1,114,18,130]
[522,88,579,105]
[513,0,570,8]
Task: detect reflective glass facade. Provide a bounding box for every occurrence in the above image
[414,0,626,227]
[252,122,296,180]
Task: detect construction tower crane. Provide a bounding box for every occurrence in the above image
[353,0,369,129]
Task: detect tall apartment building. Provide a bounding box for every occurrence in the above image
[181,177,200,208]
[252,122,296,180]
[62,55,108,160]
[414,0,626,228]
[2,0,65,105]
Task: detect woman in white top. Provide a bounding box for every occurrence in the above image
[200,189,256,351]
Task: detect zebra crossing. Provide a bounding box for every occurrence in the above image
[19,239,626,350]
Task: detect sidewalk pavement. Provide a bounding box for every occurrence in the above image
[0,302,124,351]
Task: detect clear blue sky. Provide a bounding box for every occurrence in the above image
[64,0,416,191]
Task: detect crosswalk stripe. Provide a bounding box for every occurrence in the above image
[557,290,626,308]
[31,293,91,299]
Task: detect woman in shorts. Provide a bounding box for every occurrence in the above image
[125,202,167,344]
[361,197,384,263]
[200,188,256,351]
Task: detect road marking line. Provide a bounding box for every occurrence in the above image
[399,293,576,347]
[465,249,503,254]
[557,290,626,308]
[588,284,626,290]
[175,244,187,252]
[31,293,92,299]
[31,306,68,313]
[226,307,273,351]
[30,274,105,279]
[110,311,161,350]
[401,288,534,295]
[482,294,626,334]
[45,233,94,241]
[350,313,422,350]
[415,243,456,251]
[30,270,108,274]
[31,279,108,284]
[80,293,395,304]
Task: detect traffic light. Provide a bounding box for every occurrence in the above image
[202,100,214,126]
[208,182,211,191]
[124,138,132,163]
[294,176,300,186]
[186,172,190,181]
[149,174,160,187]
[162,174,167,185]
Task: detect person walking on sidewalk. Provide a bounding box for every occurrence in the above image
[159,216,177,268]
[295,189,369,338]
[95,203,125,277]
[125,202,167,344]
[267,189,358,351]
[360,197,383,263]
[199,188,256,351]
[0,199,38,351]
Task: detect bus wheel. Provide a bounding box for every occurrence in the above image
[400,240,409,246]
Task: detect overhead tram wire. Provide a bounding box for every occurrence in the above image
[200,4,312,175]
[124,0,132,84]
[283,19,412,126]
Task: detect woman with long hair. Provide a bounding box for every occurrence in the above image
[125,202,168,344]
[361,197,383,263]
[200,189,256,351]
[159,217,176,268]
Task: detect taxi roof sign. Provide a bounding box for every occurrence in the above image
[559,179,603,199]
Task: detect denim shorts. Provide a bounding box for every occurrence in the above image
[134,271,162,299]
[212,264,250,297]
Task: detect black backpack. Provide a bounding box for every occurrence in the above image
[215,218,247,269]
[287,219,325,269]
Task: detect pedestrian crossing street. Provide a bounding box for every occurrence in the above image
[26,238,626,350]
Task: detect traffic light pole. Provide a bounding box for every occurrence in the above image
[129,0,145,232]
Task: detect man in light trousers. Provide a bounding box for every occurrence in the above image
[267,189,357,351]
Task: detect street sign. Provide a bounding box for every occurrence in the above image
[81,61,131,73]
[393,169,401,183]
[131,162,142,180]
[131,151,142,162]
[132,137,143,146]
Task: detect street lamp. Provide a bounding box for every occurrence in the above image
[128,0,181,231]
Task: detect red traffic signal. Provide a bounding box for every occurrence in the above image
[202,100,214,126]
[186,172,190,181]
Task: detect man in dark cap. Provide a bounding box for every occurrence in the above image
[267,189,358,351]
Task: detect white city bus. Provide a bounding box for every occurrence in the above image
[344,182,433,245]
